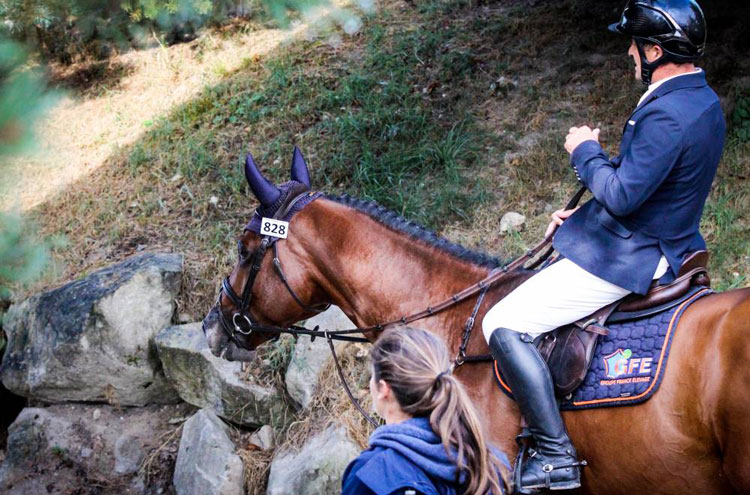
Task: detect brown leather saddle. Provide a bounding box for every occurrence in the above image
[537,250,711,397]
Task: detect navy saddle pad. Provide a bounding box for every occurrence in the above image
[493,287,713,410]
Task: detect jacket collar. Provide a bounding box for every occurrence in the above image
[633,70,708,113]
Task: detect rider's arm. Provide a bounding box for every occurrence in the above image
[570,106,684,217]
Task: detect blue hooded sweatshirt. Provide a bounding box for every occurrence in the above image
[341,417,508,495]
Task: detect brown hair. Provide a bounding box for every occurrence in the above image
[370,326,508,495]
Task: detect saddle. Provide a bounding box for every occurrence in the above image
[538,250,710,397]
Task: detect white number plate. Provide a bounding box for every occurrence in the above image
[261,217,289,239]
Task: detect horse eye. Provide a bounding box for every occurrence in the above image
[238,241,250,259]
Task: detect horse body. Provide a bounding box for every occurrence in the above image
[204,194,750,494]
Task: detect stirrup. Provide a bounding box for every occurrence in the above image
[512,428,588,494]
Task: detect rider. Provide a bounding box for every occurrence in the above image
[481,0,725,493]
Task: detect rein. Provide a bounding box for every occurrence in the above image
[216,185,586,426]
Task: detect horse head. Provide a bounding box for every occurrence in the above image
[202,147,329,361]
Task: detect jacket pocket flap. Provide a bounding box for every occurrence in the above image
[597,208,633,239]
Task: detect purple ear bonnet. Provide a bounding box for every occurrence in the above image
[290,146,311,187]
[245,153,281,206]
[244,147,322,237]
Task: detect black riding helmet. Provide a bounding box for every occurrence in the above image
[609,0,707,85]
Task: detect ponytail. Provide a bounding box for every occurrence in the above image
[370,327,508,494]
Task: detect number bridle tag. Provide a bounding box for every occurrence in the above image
[260,217,289,239]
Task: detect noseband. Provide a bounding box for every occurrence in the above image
[215,188,330,347]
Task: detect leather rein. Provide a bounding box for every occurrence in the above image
[215,186,586,426]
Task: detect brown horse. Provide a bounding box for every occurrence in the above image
[202,158,750,495]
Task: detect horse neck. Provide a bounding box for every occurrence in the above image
[300,199,511,333]
[299,199,528,450]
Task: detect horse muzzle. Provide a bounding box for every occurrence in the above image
[202,306,257,362]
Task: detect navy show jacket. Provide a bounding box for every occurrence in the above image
[553,70,725,295]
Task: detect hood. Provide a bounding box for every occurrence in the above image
[369,417,463,485]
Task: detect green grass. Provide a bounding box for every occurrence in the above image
[701,137,750,290]
[126,11,490,228]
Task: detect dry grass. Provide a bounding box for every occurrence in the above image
[238,447,275,495]
[281,342,377,450]
[140,423,183,490]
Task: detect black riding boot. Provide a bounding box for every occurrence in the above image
[489,327,582,494]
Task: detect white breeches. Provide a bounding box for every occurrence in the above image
[481,257,669,341]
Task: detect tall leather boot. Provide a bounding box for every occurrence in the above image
[489,327,583,493]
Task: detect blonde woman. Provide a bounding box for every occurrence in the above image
[342,327,509,495]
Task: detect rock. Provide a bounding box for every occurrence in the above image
[0,403,192,495]
[173,409,244,495]
[114,434,145,475]
[266,426,360,495]
[500,212,526,233]
[285,306,354,408]
[249,425,275,450]
[1,253,183,406]
[155,323,290,426]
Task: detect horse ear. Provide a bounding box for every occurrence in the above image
[245,153,281,206]
[290,146,311,188]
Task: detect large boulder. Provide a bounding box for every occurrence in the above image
[173,409,244,495]
[285,306,354,408]
[155,323,290,426]
[266,426,360,495]
[0,403,193,495]
[1,252,183,406]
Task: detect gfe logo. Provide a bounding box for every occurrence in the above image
[603,348,653,379]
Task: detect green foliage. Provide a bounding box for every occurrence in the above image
[0,41,56,156]
[0,40,52,304]
[258,335,295,372]
[731,91,750,142]
[0,212,47,300]
[0,0,350,62]
[122,0,214,22]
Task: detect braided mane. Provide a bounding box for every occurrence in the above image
[325,193,503,269]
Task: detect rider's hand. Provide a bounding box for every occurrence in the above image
[565,126,600,155]
[545,207,580,237]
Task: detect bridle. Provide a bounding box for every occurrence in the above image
[212,185,587,426]
[215,188,331,349]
